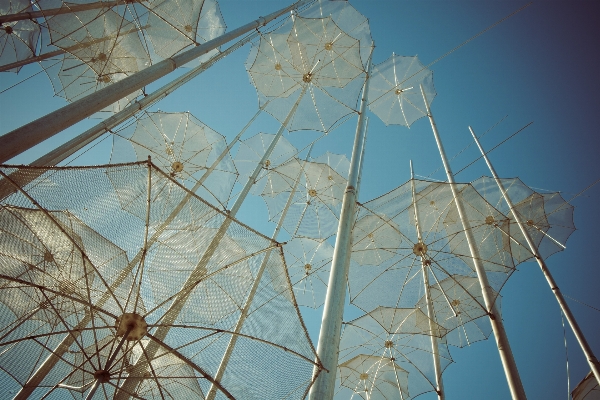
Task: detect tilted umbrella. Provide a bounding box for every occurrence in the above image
[338,307,452,399]
[111,111,237,211]
[471,176,575,263]
[283,237,334,308]
[349,178,515,314]
[0,161,321,399]
[0,0,40,72]
[368,54,435,127]
[246,15,366,132]
[260,152,350,239]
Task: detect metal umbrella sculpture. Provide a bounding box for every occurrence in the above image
[469,129,600,386]
[337,307,453,399]
[367,52,527,399]
[0,161,320,399]
[246,15,366,133]
[259,152,350,240]
[283,237,334,309]
[111,111,238,211]
[0,0,40,73]
[40,9,150,115]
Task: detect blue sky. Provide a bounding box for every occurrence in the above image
[1,0,599,399]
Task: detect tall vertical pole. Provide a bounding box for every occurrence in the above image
[421,84,527,399]
[469,126,600,386]
[410,160,445,400]
[309,53,372,400]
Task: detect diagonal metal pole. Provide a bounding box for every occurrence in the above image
[469,126,600,387]
[409,160,445,400]
[309,52,372,400]
[421,84,527,400]
[0,1,128,24]
[0,0,308,163]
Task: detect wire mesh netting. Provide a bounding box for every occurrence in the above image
[0,161,320,399]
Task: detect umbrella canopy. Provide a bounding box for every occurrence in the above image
[338,307,452,399]
[246,15,366,132]
[349,178,515,313]
[283,237,333,308]
[0,0,39,73]
[0,161,320,399]
[260,152,350,239]
[368,54,435,127]
[111,111,237,211]
[471,176,575,262]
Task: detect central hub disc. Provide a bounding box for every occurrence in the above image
[359,373,369,380]
[526,219,535,226]
[302,73,312,83]
[395,88,403,95]
[485,216,495,225]
[97,53,107,62]
[171,161,184,173]
[43,251,54,263]
[384,340,394,348]
[308,189,317,197]
[98,75,111,83]
[274,63,282,71]
[184,24,192,32]
[304,263,311,274]
[94,369,111,383]
[451,299,461,307]
[115,313,147,341]
[324,42,333,50]
[413,242,428,256]
[264,160,271,167]
[4,26,14,34]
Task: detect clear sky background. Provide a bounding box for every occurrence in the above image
[1,1,599,399]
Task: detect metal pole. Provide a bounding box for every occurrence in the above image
[421,84,527,400]
[0,1,127,24]
[410,160,445,400]
[469,126,600,386]
[309,53,372,400]
[0,25,148,73]
[0,0,308,163]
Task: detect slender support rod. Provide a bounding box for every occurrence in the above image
[469,126,600,386]
[309,54,372,400]
[114,87,307,399]
[0,25,148,72]
[206,144,316,400]
[421,84,527,400]
[0,1,133,24]
[410,160,445,400]
[0,0,308,163]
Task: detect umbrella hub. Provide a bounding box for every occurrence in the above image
[413,242,428,256]
[274,63,282,71]
[302,73,313,83]
[171,161,184,173]
[328,175,333,180]
[97,53,108,62]
[384,340,394,348]
[394,88,404,95]
[98,75,111,84]
[184,24,193,32]
[115,313,147,341]
[304,263,312,274]
[264,159,271,168]
[308,189,317,197]
[4,26,13,34]
[43,250,54,263]
[451,299,461,307]
[485,216,495,225]
[94,369,111,383]
[359,373,369,380]
[526,219,535,226]
[324,42,333,51]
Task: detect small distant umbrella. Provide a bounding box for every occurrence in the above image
[0,0,40,73]
[283,237,333,308]
[338,354,409,400]
[368,54,435,127]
